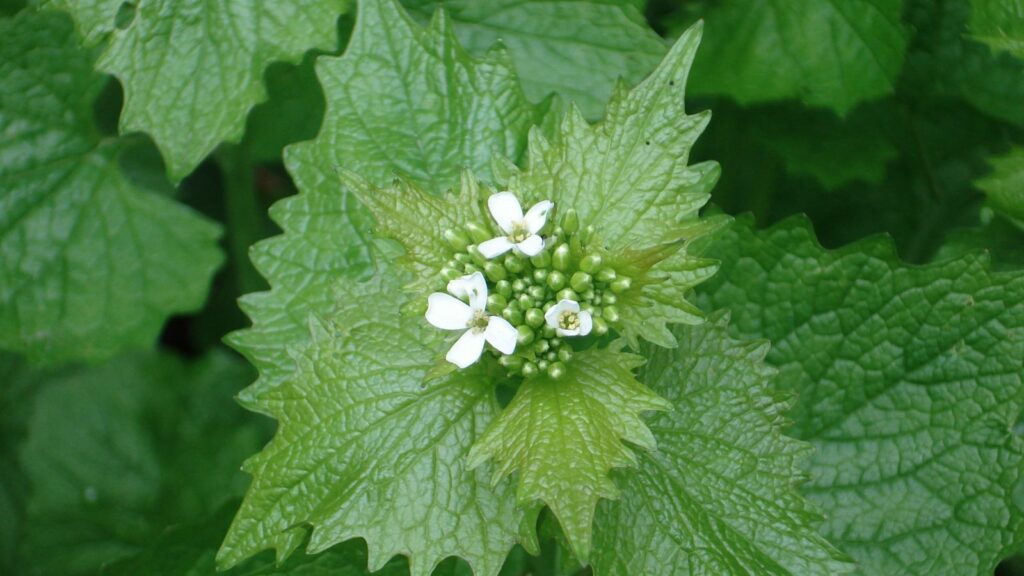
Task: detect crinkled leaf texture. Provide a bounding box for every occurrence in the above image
[231,0,540,408]
[467,349,672,562]
[700,216,1024,575]
[591,313,852,575]
[45,0,350,180]
[219,267,538,576]
[690,0,908,114]
[224,0,541,572]
[19,350,261,576]
[500,23,721,348]
[344,22,723,560]
[0,11,221,364]
[401,0,666,120]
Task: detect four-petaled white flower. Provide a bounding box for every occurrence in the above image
[426,272,518,368]
[478,192,554,258]
[545,299,593,337]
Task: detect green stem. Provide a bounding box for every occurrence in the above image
[219,144,264,295]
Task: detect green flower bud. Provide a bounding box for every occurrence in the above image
[440,267,461,282]
[546,351,557,362]
[464,221,491,244]
[610,277,632,293]
[537,359,550,371]
[530,250,551,268]
[581,303,595,315]
[552,243,571,271]
[543,325,556,338]
[557,288,578,302]
[495,280,512,298]
[547,270,566,291]
[511,279,528,294]
[516,325,535,346]
[570,271,592,293]
[515,295,533,312]
[534,339,550,354]
[592,316,609,336]
[580,224,595,244]
[484,261,507,282]
[552,226,565,239]
[557,347,573,363]
[528,285,547,301]
[597,267,617,283]
[487,294,507,314]
[580,253,602,273]
[463,264,481,275]
[525,308,545,328]
[443,229,470,252]
[603,293,617,305]
[547,361,566,380]
[533,268,549,284]
[504,254,525,273]
[582,288,596,302]
[507,300,522,314]
[499,355,524,372]
[521,362,539,378]
[502,307,523,325]
[603,305,620,323]
[454,252,473,264]
[561,208,579,233]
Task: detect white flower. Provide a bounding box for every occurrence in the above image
[544,299,593,337]
[425,272,518,368]
[478,192,554,258]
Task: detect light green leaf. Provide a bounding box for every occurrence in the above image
[19,350,263,576]
[0,10,221,364]
[977,147,1024,223]
[700,216,1024,575]
[220,269,537,576]
[468,349,671,562]
[970,0,1024,59]
[45,0,350,180]
[690,0,908,114]
[232,0,540,407]
[591,313,852,576]
[502,23,719,346]
[401,0,666,120]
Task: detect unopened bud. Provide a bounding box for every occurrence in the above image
[552,243,571,271]
[547,361,566,380]
[547,271,567,291]
[443,229,470,252]
[579,253,602,273]
[530,250,551,268]
[525,308,545,328]
[484,262,507,282]
[464,222,491,244]
[504,254,525,273]
[602,305,620,323]
[562,209,579,233]
[516,325,535,346]
[592,317,609,336]
[597,267,617,283]
[610,277,632,293]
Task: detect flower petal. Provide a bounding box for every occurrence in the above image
[446,329,486,368]
[544,299,580,328]
[426,293,473,330]
[478,237,514,259]
[447,272,488,310]
[577,310,593,336]
[556,326,580,337]
[488,192,524,234]
[524,200,554,234]
[484,316,517,355]
[514,234,544,257]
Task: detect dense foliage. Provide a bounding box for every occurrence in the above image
[3,0,1024,575]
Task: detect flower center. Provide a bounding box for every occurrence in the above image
[469,310,490,333]
[558,310,580,331]
[508,221,530,243]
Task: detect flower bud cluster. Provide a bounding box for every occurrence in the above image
[439,208,632,379]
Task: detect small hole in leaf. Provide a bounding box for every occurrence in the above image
[669,80,675,86]
[645,140,651,146]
